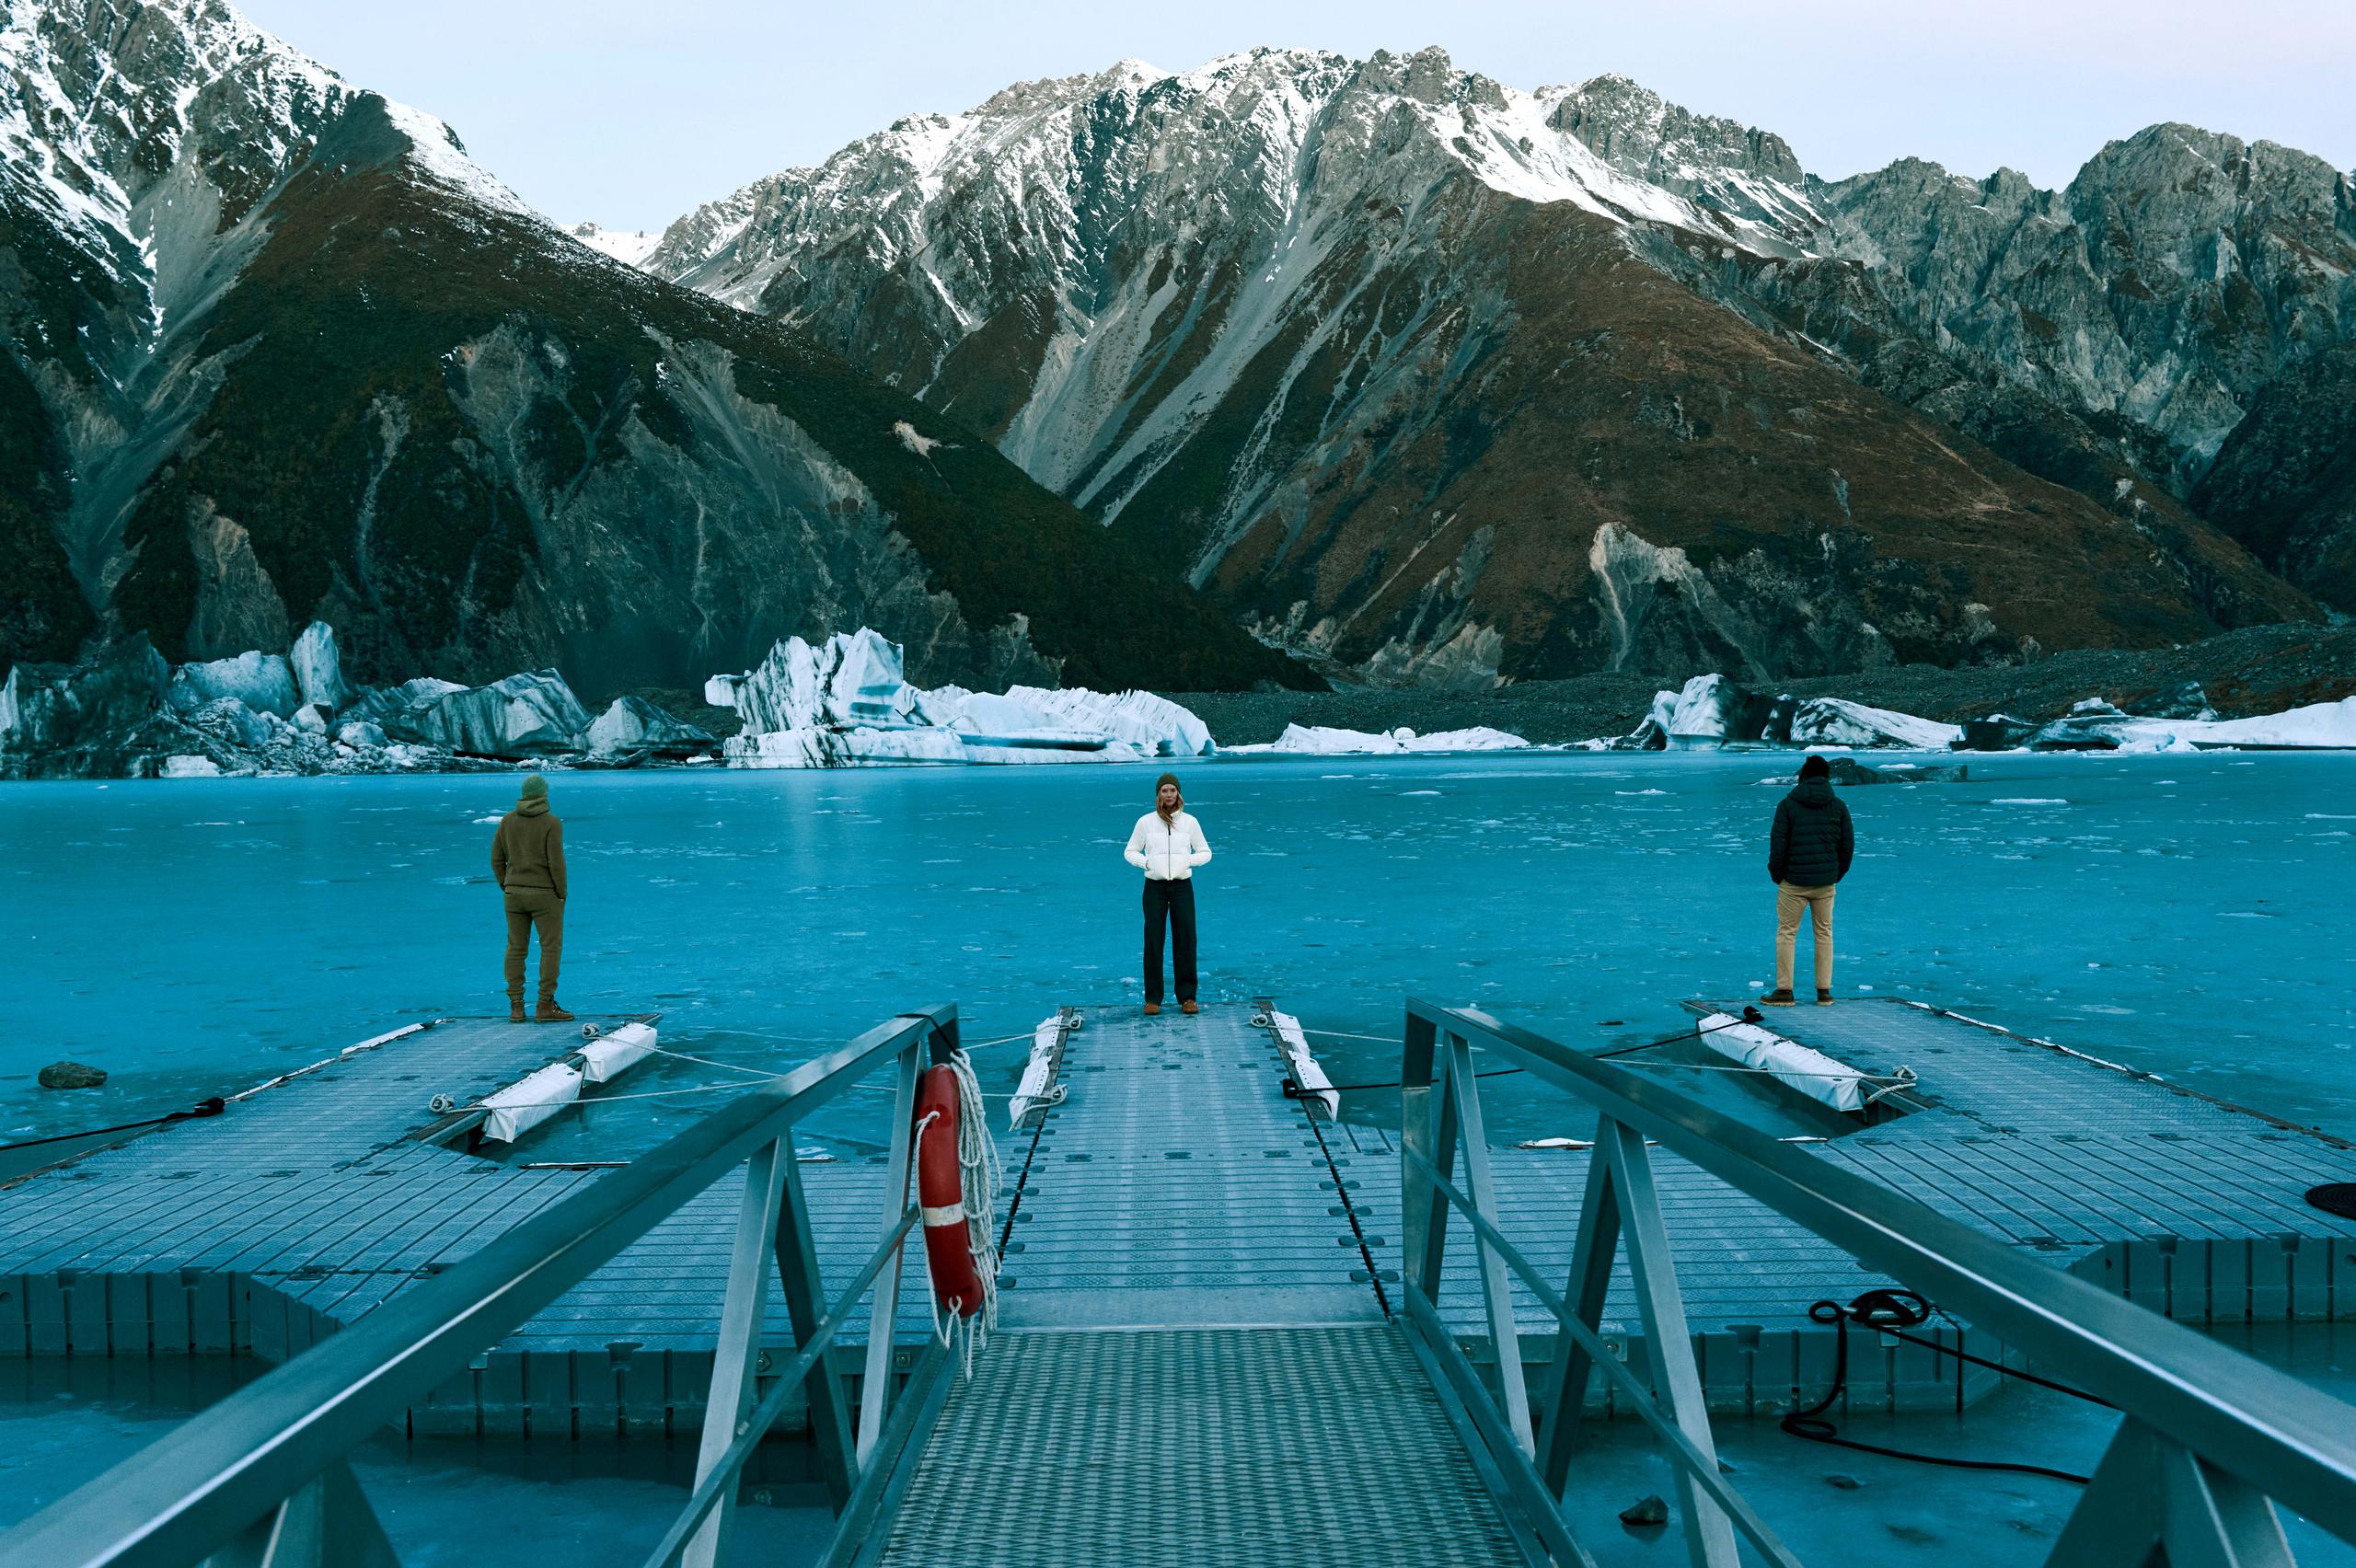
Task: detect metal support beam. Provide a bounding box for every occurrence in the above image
[1540,1112,1621,1494]
[1446,1033,1534,1455]
[683,1137,790,1568]
[777,1133,860,1507]
[2047,1420,2294,1568]
[1601,1116,1738,1568]
[202,1463,398,1568]
[857,1042,923,1466]
[1400,1007,1441,1293]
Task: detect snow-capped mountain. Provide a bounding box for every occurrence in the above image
[644,49,2340,683]
[0,0,1299,695]
[569,221,663,267]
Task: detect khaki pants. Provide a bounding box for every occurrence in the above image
[1774,882,1836,992]
[504,888,564,1005]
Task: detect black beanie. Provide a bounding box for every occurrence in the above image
[1798,754,1831,780]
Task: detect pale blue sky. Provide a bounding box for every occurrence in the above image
[237,0,2356,233]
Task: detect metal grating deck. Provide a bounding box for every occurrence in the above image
[874,1327,1523,1567]
[995,1005,1380,1330]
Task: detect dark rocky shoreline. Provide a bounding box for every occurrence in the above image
[1164,623,2356,747]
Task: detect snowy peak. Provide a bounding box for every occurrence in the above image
[643,47,1830,311]
[568,221,663,266]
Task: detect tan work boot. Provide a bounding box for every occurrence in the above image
[1180,999,1200,1015]
[1143,1002,1161,1016]
[509,997,527,1023]
[536,1001,576,1023]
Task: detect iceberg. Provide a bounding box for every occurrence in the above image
[716,629,1207,768]
[1002,686,1214,757]
[1237,723,1530,755]
[288,622,351,714]
[384,670,592,757]
[2020,695,2356,753]
[0,638,172,757]
[1664,674,1763,748]
[1788,698,1962,751]
[585,697,715,758]
[170,651,301,719]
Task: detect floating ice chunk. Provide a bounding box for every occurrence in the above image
[171,651,301,719]
[387,671,592,757]
[703,674,743,709]
[1267,723,1529,755]
[1005,686,1214,756]
[1788,698,1961,750]
[586,697,714,757]
[288,622,351,713]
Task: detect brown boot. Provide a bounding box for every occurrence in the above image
[1180,999,1200,1015]
[1143,1002,1161,1017]
[536,1001,575,1023]
[1762,989,1796,1007]
[508,997,527,1023]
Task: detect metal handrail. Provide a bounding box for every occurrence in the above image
[1402,1144,1800,1566]
[1399,997,2356,1564]
[3,1004,963,1568]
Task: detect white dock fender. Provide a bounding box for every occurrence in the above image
[579,1021,658,1083]
[479,1061,583,1141]
[1008,1014,1068,1128]
[1268,1010,1341,1118]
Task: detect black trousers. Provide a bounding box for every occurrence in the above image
[1142,878,1197,1005]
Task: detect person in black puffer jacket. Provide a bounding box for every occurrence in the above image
[1766,754,1854,1006]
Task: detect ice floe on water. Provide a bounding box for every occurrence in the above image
[716,629,1215,768]
[1225,723,1532,755]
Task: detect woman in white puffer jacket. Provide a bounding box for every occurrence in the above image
[1124,771,1212,1015]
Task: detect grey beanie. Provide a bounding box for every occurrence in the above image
[520,772,549,801]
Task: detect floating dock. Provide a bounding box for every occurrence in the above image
[1,995,2352,1453]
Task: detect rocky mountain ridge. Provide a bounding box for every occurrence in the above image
[0,0,1302,699]
[642,49,2350,681]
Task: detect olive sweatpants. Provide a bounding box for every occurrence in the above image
[1774,882,1836,992]
[504,887,564,1005]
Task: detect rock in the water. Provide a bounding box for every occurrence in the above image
[171,651,301,719]
[385,671,593,757]
[1618,1495,1669,1528]
[0,637,173,760]
[38,1060,108,1090]
[289,621,351,713]
[1827,755,1970,786]
[586,697,716,757]
[1826,1474,1863,1491]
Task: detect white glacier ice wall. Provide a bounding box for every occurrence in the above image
[714,628,1216,769]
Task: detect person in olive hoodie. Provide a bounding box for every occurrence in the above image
[491,773,572,1023]
[1766,753,1854,1006]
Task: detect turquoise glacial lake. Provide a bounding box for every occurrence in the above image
[4,749,2352,1152]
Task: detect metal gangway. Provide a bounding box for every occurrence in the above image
[10,997,2356,1566]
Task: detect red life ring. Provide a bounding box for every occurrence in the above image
[915,1065,985,1318]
